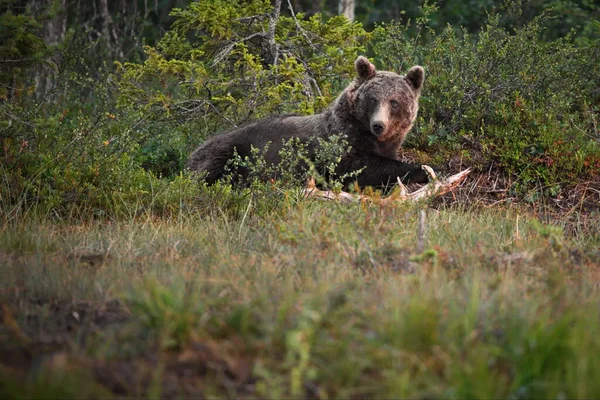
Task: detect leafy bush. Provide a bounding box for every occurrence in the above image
[222,133,361,193]
[114,0,369,177]
[0,1,56,101]
[372,2,600,194]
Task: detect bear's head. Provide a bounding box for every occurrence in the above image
[348,56,424,145]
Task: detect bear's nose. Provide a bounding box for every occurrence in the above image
[371,122,385,136]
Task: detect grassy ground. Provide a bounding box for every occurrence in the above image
[1,190,600,399]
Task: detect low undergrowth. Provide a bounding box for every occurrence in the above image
[1,199,599,398]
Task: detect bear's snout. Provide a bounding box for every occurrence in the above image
[370,103,389,137]
[371,121,385,136]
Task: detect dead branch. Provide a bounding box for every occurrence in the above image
[302,166,472,205]
[212,32,267,66]
[212,0,282,67]
[286,0,318,52]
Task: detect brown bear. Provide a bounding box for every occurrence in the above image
[186,56,429,188]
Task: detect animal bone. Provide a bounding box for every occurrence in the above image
[303,166,472,205]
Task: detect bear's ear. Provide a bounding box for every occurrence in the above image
[405,66,425,91]
[355,56,376,80]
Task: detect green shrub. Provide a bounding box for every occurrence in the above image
[114,0,369,169]
[0,1,55,101]
[372,3,600,194]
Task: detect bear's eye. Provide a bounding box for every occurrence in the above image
[390,100,399,108]
[369,98,377,106]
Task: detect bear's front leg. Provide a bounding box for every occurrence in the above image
[338,154,430,189]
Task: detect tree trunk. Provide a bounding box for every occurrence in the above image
[34,0,67,98]
[338,0,354,22]
[99,0,113,54]
[43,0,67,46]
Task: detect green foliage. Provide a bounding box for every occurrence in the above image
[127,277,204,349]
[372,2,600,193]
[355,0,600,44]
[115,0,369,168]
[222,134,360,194]
[0,1,54,101]
[310,134,364,191]
[484,99,599,197]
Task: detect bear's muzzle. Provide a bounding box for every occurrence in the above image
[370,103,390,137]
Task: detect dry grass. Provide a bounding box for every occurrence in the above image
[1,196,600,398]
